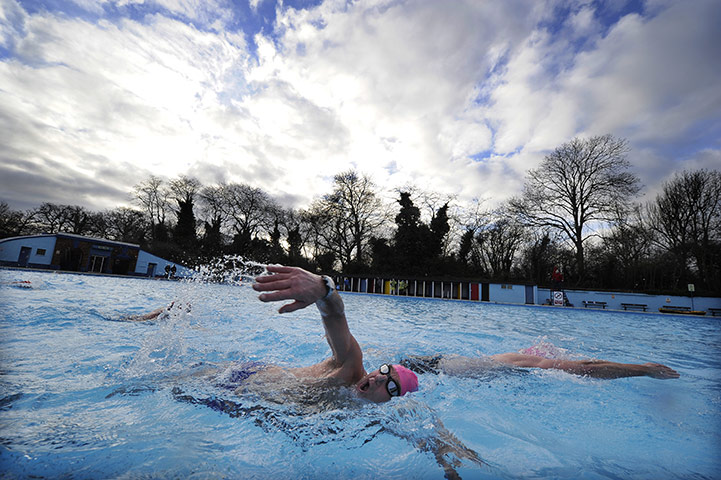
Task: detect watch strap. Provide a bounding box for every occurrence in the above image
[321,275,335,299]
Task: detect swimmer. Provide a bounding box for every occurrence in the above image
[251,265,418,403]
[137,265,678,401]
[252,266,678,385]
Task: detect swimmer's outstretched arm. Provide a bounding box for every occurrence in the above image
[253,266,363,371]
[490,353,680,379]
[123,302,192,322]
[123,302,174,322]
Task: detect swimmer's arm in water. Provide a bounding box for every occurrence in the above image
[123,302,191,322]
[418,424,486,480]
[253,265,363,370]
[123,302,174,321]
[489,353,680,379]
[386,413,485,480]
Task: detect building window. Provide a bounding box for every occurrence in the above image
[37,248,46,256]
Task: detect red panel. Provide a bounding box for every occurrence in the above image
[471,283,479,301]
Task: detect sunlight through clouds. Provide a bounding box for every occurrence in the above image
[0,0,719,211]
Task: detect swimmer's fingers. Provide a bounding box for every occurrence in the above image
[252,278,293,292]
[254,266,297,283]
[256,290,294,303]
[644,363,680,379]
[264,265,296,275]
[254,271,289,283]
[253,265,326,307]
[278,300,311,314]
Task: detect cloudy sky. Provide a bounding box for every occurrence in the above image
[1,0,719,213]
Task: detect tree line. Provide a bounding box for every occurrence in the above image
[1,134,719,295]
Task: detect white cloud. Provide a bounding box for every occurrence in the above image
[113,0,234,25]
[568,6,596,38]
[483,0,721,195]
[0,9,250,208]
[249,0,270,12]
[245,0,549,205]
[0,0,26,49]
[0,0,719,215]
[566,2,721,142]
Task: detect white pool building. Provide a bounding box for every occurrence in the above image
[0,233,190,277]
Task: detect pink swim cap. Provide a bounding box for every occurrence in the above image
[392,364,418,396]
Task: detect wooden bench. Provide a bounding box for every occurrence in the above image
[708,308,721,317]
[621,303,647,312]
[583,301,607,309]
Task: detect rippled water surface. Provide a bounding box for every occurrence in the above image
[1,269,719,479]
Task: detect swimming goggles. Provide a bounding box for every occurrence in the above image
[379,364,400,397]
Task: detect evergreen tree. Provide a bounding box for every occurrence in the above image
[429,203,450,258]
[174,198,197,249]
[458,229,475,267]
[201,217,223,257]
[269,220,285,263]
[370,236,393,273]
[393,192,431,273]
[287,226,303,264]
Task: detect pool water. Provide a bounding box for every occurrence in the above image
[1,269,719,479]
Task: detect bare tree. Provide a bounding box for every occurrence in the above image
[0,202,36,238]
[272,207,315,265]
[168,176,201,211]
[33,203,67,233]
[292,207,328,266]
[29,203,91,235]
[647,169,721,290]
[510,134,640,280]
[101,207,149,243]
[64,205,93,235]
[198,185,228,229]
[476,206,526,278]
[519,230,572,286]
[311,170,386,270]
[219,183,279,249]
[132,175,172,240]
[456,198,489,272]
[600,204,655,290]
[306,200,351,270]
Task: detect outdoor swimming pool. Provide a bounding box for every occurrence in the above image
[1,268,719,479]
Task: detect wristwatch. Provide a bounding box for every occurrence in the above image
[320,275,335,299]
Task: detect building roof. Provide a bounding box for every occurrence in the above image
[0,233,141,249]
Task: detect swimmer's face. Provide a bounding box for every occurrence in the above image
[355,365,400,403]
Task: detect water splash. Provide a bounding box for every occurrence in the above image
[518,336,577,360]
[119,304,194,379]
[118,256,273,381]
[190,255,269,286]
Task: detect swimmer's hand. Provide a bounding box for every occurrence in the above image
[643,363,680,379]
[253,265,327,313]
